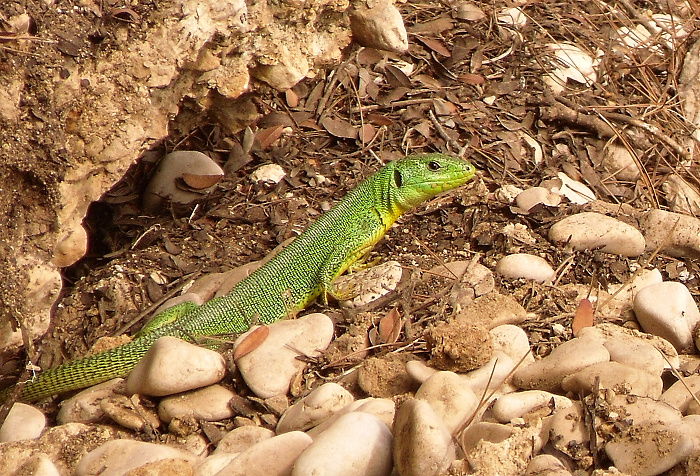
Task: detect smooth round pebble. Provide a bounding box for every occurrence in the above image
[605,421,694,476]
[219,431,312,476]
[277,382,354,433]
[415,371,478,434]
[336,260,403,309]
[460,421,515,455]
[349,0,408,53]
[306,398,395,439]
[548,212,645,256]
[639,208,700,259]
[75,439,200,476]
[235,313,334,398]
[491,390,572,423]
[214,425,275,455]
[602,336,666,377]
[525,454,572,476]
[608,394,682,425]
[0,403,46,442]
[15,453,61,476]
[660,375,700,413]
[607,268,662,307]
[405,359,438,384]
[393,398,456,476]
[251,163,286,183]
[513,336,610,392]
[126,336,225,396]
[634,281,700,353]
[490,324,535,364]
[196,453,239,476]
[561,361,662,398]
[495,253,556,283]
[143,150,224,213]
[158,384,235,423]
[549,402,588,454]
[57,378,125,424]
[292,412,392,476]
[600,143,641,181]
[461,350,517,395]
[100,394,160,431]
[663,175,700,215]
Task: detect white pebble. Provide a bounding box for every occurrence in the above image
[495,253,556,283]
[491,390,572,423]
[306,398,395,439]
[392,399,456,476]
[0,403,46,442]
[461,351,517,395]
[548,212,645,256]
[214,426,275,455]
[57,378,125,424]
[251,163,286,184]
[235,313,334,398]
[561,361,662,398]
[218,431,312,476]
[100,395,160,431]
[607,268,663,307]
[603,335,666,377]
[513,336,610,392]
[349,0,408,53]
[608,393,682,425]
[143,151,224,213]
[660,375,700,413]
[605,421,694,475]
[663,175,700,215]
[489,325,534,364]
[196,453,239,476]
[292,413,393,476]
[126,336,226,396]
[600,143,640,181]
[16,453,61,476]
[277,382,354,433]
[525,454,572,476]
[460,421,515,455]
[336,260,403,309]
[639,208,700,258]
[75,440,199,476]
[415,371,478,434]
[158,384,235,423]
[405,360,437,384]
[549,402,588,454]
[634,281,700,353]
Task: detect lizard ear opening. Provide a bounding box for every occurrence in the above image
[393,169,403,188]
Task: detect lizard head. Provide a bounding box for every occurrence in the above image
[387,153,476,213]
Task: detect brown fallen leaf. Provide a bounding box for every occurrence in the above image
[572,298,594,336]
[369,307,403,346]
[233,326,270,361]
[417,37,451,57]
[255,125,285,149]
[181,173,223,190]
[321,116,358,139]
[384,64,412,88]
[359,123,376,144]
[456,73,485,85]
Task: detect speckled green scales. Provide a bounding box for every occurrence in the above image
[9,154,475,402]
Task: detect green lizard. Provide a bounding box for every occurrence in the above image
[7,153,476,402]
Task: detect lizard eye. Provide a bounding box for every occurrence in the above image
[393,169,403,187]
[427,161,441,171]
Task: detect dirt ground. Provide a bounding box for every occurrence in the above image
[2,0,700,472]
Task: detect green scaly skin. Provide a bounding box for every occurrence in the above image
[9,154,476,402]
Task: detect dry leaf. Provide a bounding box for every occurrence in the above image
[384,64,412,88]
[255,125,285,149]
[378,307,403,344]
[359,123,376,144]
[233,326,270,360]
[181,173,223,190]
[285,89,299,108]
[452,2,486,21]
[321,117,358,139]
[456,73,485,85]
[368,114,393,126]
[418,37,451,57]
[572,298,594,336]
[408,17,455,34]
